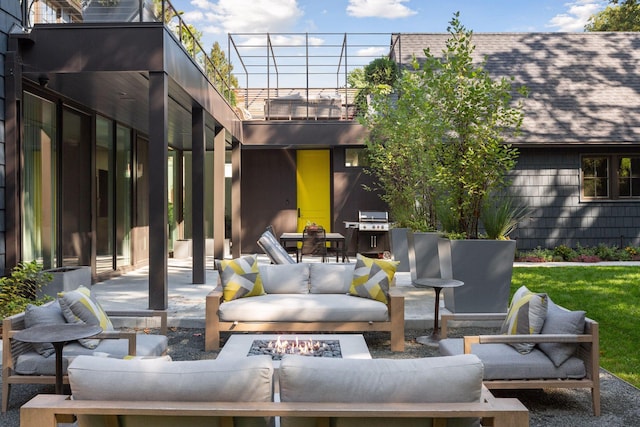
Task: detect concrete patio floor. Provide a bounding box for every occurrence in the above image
[90,254,438,331]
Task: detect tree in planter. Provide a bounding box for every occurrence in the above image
[424,13,527,238]
[362,63,441,231]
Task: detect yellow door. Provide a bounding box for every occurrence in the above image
[297,150,331,232]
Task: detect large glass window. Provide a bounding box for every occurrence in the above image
[61,108,91,267]
[116,125,132,268]
[582,155,640,200]
[22,93,57,267]
[96,116,114,273]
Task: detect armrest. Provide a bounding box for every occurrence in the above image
[440,312,507,338]
[105,310,168,335]
[463,334,594,354]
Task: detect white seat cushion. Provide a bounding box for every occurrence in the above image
[219,294,388,322]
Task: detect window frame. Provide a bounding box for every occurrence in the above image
[581,153,640,201]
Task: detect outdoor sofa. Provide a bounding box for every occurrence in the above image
[439,286,600,416]
[205,254,405,351]
[2,287,168,413]
[19,353,529,426]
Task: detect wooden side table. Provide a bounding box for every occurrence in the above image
[412,278,464,347]
[14,324,103,394]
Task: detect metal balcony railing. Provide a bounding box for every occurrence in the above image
[22,0,237,107]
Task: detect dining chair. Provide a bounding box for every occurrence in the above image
[300,226,327,262]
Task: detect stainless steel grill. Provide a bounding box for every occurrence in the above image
[357,211,390,231]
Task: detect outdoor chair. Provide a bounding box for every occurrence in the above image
[257,230,296,264]
[266,225,299,262]
[300,226,327,262]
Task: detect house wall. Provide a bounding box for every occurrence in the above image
[509,147,640,251]
[240,147,386,253]
[0,2,21,273]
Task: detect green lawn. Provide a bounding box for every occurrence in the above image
[512,266,640,388]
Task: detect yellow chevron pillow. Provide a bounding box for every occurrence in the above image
[219,254,265,302]
[500,285,548,354]
[349,253,399,304]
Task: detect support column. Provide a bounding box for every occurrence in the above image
[191,106,206,283]
[148,72,169,309]
[231,140,242,258]
[4,50,21,273]
[213,129,226,260]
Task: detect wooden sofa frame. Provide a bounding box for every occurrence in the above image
[205,286,405,352]
[20,388,529,427]
[2,307,168,413]
[441,312,600,416]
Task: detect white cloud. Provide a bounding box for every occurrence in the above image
[547,0,607,31]
[356,46,388,57]
[191,0,303,34]
[346,0,417,19]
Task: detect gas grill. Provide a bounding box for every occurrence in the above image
[345,211,391,256]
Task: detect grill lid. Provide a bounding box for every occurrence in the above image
[358,211,389,223]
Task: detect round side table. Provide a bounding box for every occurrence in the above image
[14,323,103,394]
[412,278,464,347]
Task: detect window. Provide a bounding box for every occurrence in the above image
[345,148,369,167]
[581,155,640,200]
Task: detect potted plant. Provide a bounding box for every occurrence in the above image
[363,13,528,312]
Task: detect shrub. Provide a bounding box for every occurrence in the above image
[0,261,52,319]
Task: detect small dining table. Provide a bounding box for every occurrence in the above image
[280,232,346,262]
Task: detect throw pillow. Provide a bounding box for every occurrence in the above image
[259,263,310,294]
[219,254,265,301]
[349,253,399,304]
[500,285,548,354]
[24,302,68,357]
[58,286,113,349]
[538,299,586,367]
[309,263,355,294]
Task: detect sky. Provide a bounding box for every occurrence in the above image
[172,0,608,47]
[168,0,609,87]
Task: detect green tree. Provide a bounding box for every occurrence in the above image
[207,42,239,106]
[363,70,440,231]
[363,12,527,238]
[585,0,640,31]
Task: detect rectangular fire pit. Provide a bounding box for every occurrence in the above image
[217,334,372,368]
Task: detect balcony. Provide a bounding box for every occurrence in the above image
[25,1,395,122]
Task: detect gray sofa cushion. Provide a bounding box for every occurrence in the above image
[259,263,310,294]
[439,338,586,380]
[14,334,168,376]
[218,293,388,322]
[538,299,586,367]
[69,355,273,427]
[279,354,483,427]
[309,263,354,294]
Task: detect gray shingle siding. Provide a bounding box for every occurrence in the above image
[509,148,640,251]
[0,1,20,273]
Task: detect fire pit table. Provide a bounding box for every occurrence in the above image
[217,334,372,369]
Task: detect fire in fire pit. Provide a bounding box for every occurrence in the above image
[248,336,342,360]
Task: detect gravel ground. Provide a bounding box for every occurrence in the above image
[3,327,639,426]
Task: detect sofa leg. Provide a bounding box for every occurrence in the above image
[2,378,10,413]
[592,387,601,416]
